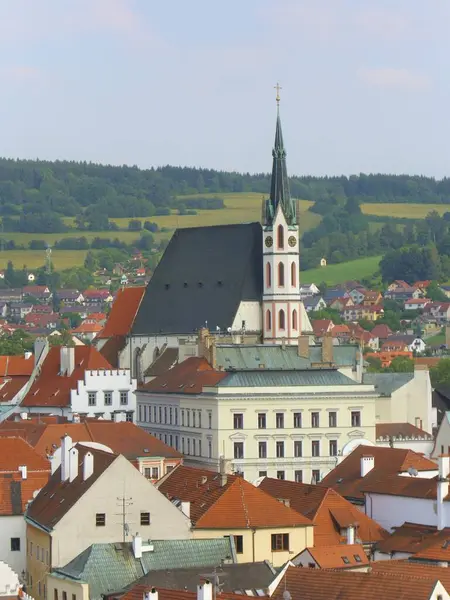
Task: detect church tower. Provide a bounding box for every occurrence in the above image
[262,86,302,345]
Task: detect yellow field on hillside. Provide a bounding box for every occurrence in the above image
[362,203,449,219]
[0,250,88,270]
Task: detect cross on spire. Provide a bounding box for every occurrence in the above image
[274,82,282,108]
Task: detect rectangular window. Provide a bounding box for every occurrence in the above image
[311,412,320,428]
[120,391,128,405]
[208,412,212,429]
[126,411,133,422]
[312,441,320,457]
[144,467,151,478]
[96,513,106,526]
[329,440,338,456]
[193,411,196,428]
[208,440,212,458]
[294,440,302,457]
[88,391,96,406]
[234,535,244,554]
[193,439,197,455]
[72,595,77,600]
[199,439,202,456]
[277,470,285,480]
[54,590,58,600]
[187,438,191,454]
[271,533,289,552]
[181,410,185,426]
[158,406,162,423]
[293,412,302,428]
[169,406,172,424]
[187,410,190,427]
[312,469,320,483]
[62,592,67,600]
[233,413,244,429]
[295,470,303,483]
[104,391,112,406]
[351,411,361,427]
[111,412,116,422]
[258,441,267,458]
[234,442,244,459]
[276,413,284,428]
[182,437,185,453]
[198,410,202,428]
[10,538,20,551]
[140,512,151,526]
[151,467,159,479]
[329,411,337,427]
[174,407,178,425]
[276,441,285,458]
[258,413,266,429]
[259,471,267,477]
[164,406,167,423]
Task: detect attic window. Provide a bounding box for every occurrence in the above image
[143,448,149,453]
[354,555,362,562]
[161,383,167,388]
[342,556,350,565]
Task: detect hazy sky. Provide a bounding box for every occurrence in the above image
[0,0,448,177]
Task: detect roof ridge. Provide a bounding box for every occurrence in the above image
[238,477,251,528]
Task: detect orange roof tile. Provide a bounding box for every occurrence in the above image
[376,423,433,440]
[0,376,30,401]
[21,346,113,407]
[71,322,103,334]
[0,437,50,471]
[140,357,227,394]
[0,355,34,377]
[303,544,369,569]
[370,560,450,589]
[376,522,448,555]
[321,445,438,501]
[121,586,243,600]
[158,466,311,529]
[258,478,387,546]
[97,287,145,339]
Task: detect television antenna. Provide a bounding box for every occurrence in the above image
[116,495,133,542]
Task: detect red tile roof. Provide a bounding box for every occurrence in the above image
[370,324,393,339]
[158,465,311,529]
[302,544,369,569]
[0,376,30,402]
[361,474,439,499]
[0,355,34,376]
[312,319,333,337]
[370,560,450,589]
[376,423,433,440]
[121,586,243,600]
[320,445,438,501]
[140,357,227,394]
[258,478,387,546]
[21,346,113,408]
[71,322,103,334]
[376,522,450,556]
[97,286,145,339]
[0,437,49,471]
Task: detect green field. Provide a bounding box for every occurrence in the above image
[301,255,382,285]
[0,250,88,270]
[362,202,448,219]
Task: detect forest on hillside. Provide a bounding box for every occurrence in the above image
[0,157,450,233]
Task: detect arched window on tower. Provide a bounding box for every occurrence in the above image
[278,263,285,287]
[266,262,271,288]
[277,225,284,249]
[279,309,285,330]
[266,309,272,331]
[291,262,297,287]
[292,309,298,330]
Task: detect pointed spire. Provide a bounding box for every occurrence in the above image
[264,85,296,226]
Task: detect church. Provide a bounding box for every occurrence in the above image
[109,99,312,379]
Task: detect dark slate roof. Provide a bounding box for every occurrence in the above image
[132,223,263,335]
[362,372,414,396]
[217,369,359,388]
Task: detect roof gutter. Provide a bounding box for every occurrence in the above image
[24,513,53,534]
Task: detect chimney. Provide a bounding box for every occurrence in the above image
[360,456,374,478]
[346,525,355,545]
[73,413,80,424]
[61,435,72,482]
[68,447,79,482]
[83,451,94,481]
[219,456,232,475]
[197,581,213,600]
[220,474,228,487]
[209,339,217,369]
[133,533,142,559]
[18,466,27,480]
[181,501,190,519]
[60,346,75,376]
[24,351,32,360]
[144,589,158,600]
[20,412,28,421]
[297,335,310,359]
[321,334,334,364]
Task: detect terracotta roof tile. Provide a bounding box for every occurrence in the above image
[21,346,113,408]
[376,423,433,440]
[71,322,103,334]
[27,444,117,529]
[303,544,369,569]
[312,319,333,336]
[370,324,393,338]
[376,522,448,555]
[98,335,127,368]
[0,376,30,401]
[97,287,145,338]
[121,586,243,600]
[140,357,227,394]
[361,473,439,499]
[321,445,438,501]
[370,560,450,589]
[158,466,311,529]
[0,355,34,376]
[0,437,50,471]
[258,478,387,546]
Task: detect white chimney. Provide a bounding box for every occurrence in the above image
[20,412,28,421]
[144,589,158,600]
[69,447,79,482]
[60,346,75,376]
[18,466,27,480]
[197,581,213,600]
[360,456,374,478]
[83,452,94,481]
[133,533,142,559]
[181,501,190,519]
[24,352,32,360]
[73,413,81,423]
[61,435,72,482]
[346,525,355,545]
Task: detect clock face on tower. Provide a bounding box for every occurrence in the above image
[265,236,273,248]
[288,235,297,247]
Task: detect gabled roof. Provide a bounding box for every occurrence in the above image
[97,287,145,339]
[0,355,34,376]
[321,445,438,501]
[376,522,450,555]
[258,478,387,546]
[370,323,393,338]
[158,465,311,529]
[27,444,117,530]
[311,319,333,336]
[271,564,446,600]
[301,543,368,569]
[132,223,263,335]
[21,346,113,407]
[140,357,227,394]
[55,538,237,600]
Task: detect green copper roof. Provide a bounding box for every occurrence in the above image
[53,538,236,600]
[215,344,358,371]
[218,369,359,388]
[362,372,414,396]
[265,109,296,226]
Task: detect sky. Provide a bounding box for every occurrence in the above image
[0,0,448,178]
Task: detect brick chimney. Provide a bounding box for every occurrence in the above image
[321,334,334,365]
[297,335,309,359]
